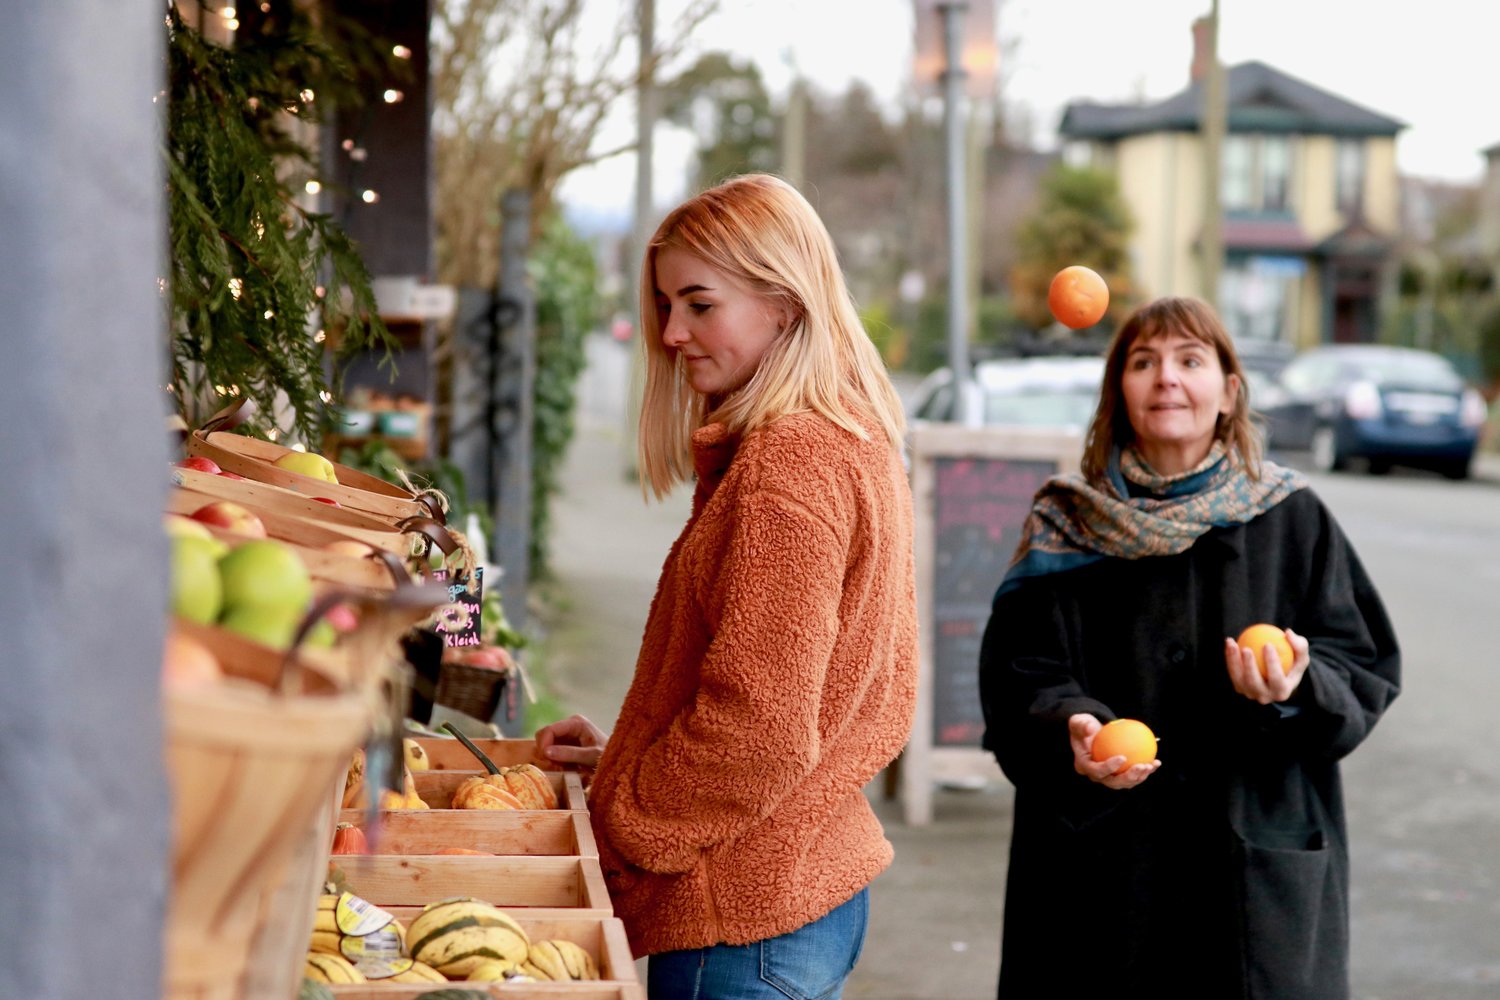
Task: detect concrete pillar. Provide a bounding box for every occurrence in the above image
[0,2,172,997]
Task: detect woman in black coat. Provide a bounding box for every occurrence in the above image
[979,297,1399,999]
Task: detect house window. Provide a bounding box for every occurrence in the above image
[1221,134,1294,212]
[1336,138,1365,215]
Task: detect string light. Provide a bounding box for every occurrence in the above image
[315,286,326,298]
[383,89,404,104]
[300,89,315,104]
[319,391,334,403]
[263,309,275,319]
[221,6,237,18]
[360,189,380,204]
[228,277,243,299]
[349,147,367,162]
[290,442,308,452]
[392,45,412,59]
[341,139,354,150]
[314,330,327,344]
[305,179,321,194]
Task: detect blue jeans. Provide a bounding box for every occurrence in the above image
[646,887,870,1000]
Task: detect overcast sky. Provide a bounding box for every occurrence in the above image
[559,0,1500,223]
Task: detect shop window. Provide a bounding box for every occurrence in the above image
[1336,138,1365,215]
[1221,134,1294,213]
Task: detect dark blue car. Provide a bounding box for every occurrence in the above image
[1258,344,1487,479]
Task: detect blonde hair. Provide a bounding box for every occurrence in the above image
[1081,296,1263,483]
[636,174,906,498]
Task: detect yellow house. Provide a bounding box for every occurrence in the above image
[1059,60,1404,349]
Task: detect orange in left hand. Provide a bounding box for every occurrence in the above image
[1237,623,1294,677]
[1089,718,1158,774]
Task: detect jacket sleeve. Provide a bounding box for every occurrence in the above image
[979,578,1112,796]
[1269,499,1401,760]
[600,486,845,874]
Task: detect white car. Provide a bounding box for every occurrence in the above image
[907,355,1106,432]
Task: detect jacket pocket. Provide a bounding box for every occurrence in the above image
[1233,828,1348,1000]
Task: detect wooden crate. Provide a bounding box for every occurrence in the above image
[342,808,598,858]
[403,769,587,810]
[187,428,444,525]
[414,736,538,770]
[328,917,639,983]
[330,854,612,917]
[167,483,410,558]
[331,984,644,1000]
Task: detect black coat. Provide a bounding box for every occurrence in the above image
[979,488,1400,999]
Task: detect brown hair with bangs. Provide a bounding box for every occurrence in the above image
[1080,296,1262,483]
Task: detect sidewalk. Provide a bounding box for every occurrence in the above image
[536,336,1010,999]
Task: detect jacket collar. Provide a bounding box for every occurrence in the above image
[691,422,739,502]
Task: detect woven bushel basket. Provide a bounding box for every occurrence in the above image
[162,657,371,1000]
[433,660,510,721]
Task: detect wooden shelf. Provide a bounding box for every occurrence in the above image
[325,433,428,462]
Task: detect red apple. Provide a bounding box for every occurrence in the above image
[322,539,372,558]
[176,456,222,475]
[324,603,360,633]
[312,497,341,507]
[218,471,247,481]
[190,501,267,539]
[163,629,223,690]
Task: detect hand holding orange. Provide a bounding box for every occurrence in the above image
[1089,718,1158,775]
[1236,623,1294,677]
[1047,265,1110,329]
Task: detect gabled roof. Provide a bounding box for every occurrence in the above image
[1059,61,1404,140]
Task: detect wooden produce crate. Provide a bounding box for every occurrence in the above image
[187,428,445,525]
[413,736,541,770]
[331,854,613,918]
[167,483,411,558]
[406,769,587,810]
[344,808,598,858]
[331,984,643,1000]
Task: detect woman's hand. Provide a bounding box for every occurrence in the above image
[533,714,609,773]
[1224,628,1309,704]
[1069,713,1159,790]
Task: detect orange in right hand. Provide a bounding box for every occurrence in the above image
[1089,718,1158,774]
[1237,623,1294,677]
[1047,265,1110,329]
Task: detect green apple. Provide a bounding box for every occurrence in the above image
[273,449,340,484]
[219,602,302,650]
[303,618,338,649]
[170,535,224,624]
[217,539,312,615]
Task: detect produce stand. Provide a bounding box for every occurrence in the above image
[162,423,640,998]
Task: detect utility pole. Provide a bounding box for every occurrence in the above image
[623,0,655,479]
[1199,1,1225,307]
[782,76,808,191]
[940,0,970,391]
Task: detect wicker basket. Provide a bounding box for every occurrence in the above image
[433,659,510,721]
[162,655,371,1000]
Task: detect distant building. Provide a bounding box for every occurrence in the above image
[1058,24,1404,348]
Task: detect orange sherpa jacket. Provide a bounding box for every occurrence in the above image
[586,410,919,957]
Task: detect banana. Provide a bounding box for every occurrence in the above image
[525,941,567,981]
[308,929,342,955]
[465,959,515,982]
[388,960,447,983]
[554,938,599,979]
[304,952,365,984]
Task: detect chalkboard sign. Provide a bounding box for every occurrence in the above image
[900,424,1083,825]
[429,566,483,648]
[930,457,1056,746]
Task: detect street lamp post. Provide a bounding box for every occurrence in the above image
[913,0,995,409]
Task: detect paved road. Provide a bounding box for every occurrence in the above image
[542,335,1500,999]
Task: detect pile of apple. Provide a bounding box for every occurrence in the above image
[168,516,357,643]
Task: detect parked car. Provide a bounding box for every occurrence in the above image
[907,355,1105,433]
[1257,344,1487,478]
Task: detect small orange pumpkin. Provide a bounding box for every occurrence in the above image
[330,822,367,855]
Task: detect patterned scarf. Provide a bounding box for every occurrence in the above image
[996,442,1307,598]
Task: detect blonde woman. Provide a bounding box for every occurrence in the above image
[536,174,919,1000]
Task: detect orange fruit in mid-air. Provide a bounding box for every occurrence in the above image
[1237,623,1294,678]
[1090,718,1158,774]
[1047,265,1110,329]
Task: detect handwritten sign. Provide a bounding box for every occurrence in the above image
[930,457,1056,746]
[901,424,1083,825]
[429,566,482,648]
